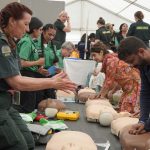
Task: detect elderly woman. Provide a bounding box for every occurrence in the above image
[59,41,75,66]
[0,2,76,149]
[45,40,75,69]
[54,10,71,46]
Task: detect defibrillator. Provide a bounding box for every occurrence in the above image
[56,110,80,121]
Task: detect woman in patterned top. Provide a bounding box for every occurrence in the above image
[91,41,140,113]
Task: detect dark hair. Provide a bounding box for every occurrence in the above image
[28,17,43,34]
[97,17,105,25]
[80,33,87,42]
[41,23,56,50]
[42,23,56,32]
[118,36,147,60]
[119,23,127,34]
[0,2,32,29]
[91,40,109,55]
[41,24,58,64]
[134,11,144,20]
[0,2,32,49]
[88,33,96,39]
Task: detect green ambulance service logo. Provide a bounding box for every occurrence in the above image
[2,45,11,57]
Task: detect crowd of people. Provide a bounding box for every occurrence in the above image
[0,2,76,149]
[0,1,150,149]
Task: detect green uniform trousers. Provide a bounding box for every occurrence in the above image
[0,93,35,150]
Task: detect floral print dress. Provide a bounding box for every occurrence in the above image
[101,53,140,113]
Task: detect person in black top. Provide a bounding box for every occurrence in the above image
[116,23,128,44]
[127,11,150,46]
[77,33,90,59]
[88,33,96,43]
[95,17,112,48]
[105,23,118,52]
[54,11,71,46]
[88,33,96,59]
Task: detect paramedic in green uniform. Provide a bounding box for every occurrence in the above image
[17,17,45,75]
[39,24,74,70]
[96,17,112,48]
[17,17,52,113]
[0,2,76,150]
[127,11,150,46]
[17,19,57,113]
[39,24,59,69]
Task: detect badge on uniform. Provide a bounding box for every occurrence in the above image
[34,49,38,53]
[12,91,20,105]
[1,45,11,57]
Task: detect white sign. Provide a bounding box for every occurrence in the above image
[64,58,96,85]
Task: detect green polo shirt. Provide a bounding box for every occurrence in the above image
[44,45,63,69]
[37,36,63,69]
[17,34,39,72]
[56,49,63,68]
[44,43,56,68]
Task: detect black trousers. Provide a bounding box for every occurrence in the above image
[14,70,56,113]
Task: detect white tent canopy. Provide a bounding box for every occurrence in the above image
[55,0,150,43]
[3,0,149,43]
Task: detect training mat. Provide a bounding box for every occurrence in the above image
[35,103,121,150]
